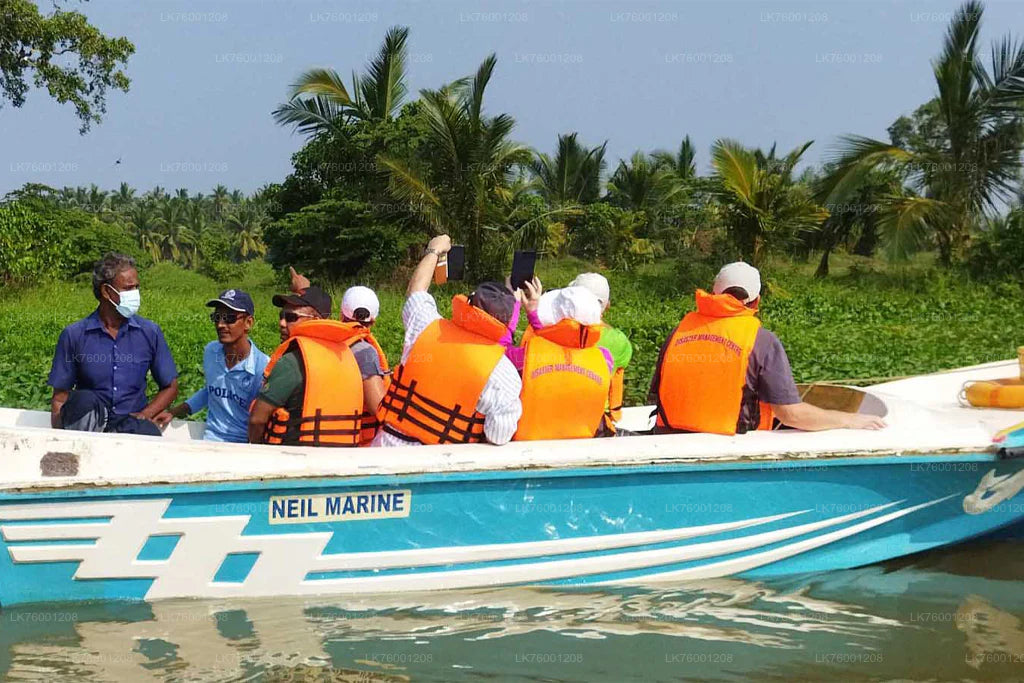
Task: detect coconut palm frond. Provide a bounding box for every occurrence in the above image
[359,26,409,120]
[876,195,946,261]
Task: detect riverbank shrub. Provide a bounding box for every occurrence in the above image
[0,200,140,284]
[967,209,1024,284]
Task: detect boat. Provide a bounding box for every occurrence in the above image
[1,359,1024,606]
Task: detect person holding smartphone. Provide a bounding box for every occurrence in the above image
[155,289,269,443]
[375,234,523,447]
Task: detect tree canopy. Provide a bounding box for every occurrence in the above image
[1,0,134,133]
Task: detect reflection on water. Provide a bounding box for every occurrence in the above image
[3,539,1024,681]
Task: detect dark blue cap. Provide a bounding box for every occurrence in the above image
[206,289,255,316]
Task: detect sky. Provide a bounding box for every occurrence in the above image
[4,0,1024,196]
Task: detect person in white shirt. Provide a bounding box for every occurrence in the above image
[373,235,523,447]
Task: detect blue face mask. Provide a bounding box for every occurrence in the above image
[106,284,141,319]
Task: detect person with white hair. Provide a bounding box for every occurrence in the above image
[513,283,614,441]
[650,262,886,435]
[568,273,632,428]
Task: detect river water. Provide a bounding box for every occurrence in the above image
[2,536,1024,682]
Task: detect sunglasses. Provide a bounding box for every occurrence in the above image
[210,312,244,325]
[279,310,316,323]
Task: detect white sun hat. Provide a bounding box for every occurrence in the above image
[568,272,611,307]
[712,262,761,303]
[536,286,603,327]
[340,286,380,322]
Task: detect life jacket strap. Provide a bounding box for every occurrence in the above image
[380,372,486,444]
[265,407,362,445]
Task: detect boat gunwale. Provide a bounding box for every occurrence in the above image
[2,358,1021,493]
[0,429,1001,496]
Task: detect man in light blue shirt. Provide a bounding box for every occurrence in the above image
[156,289,269,442]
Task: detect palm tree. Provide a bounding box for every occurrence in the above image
[820,1,1024,265]
[58,186,78,208]
[112,182,136,211]
[145,186,167,202]
[129,205,162,262]
[211,184,230,221]
[811,169,903,276]
[273,26,409,136]
[379,54,532,278]
[529,133,607,205]
[227,202,267,260]
[155,199,194,264]
[606,152,684,213]
[86,184,108,215]
[653,136,698,182]
[711,139,829,265]
[183,201,209,266]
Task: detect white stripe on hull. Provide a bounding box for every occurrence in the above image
[0,497,939,600]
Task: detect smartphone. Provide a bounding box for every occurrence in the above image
[510,250,537,291]
[433,245,466,284]
[447,245,466,281]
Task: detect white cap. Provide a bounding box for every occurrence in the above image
[568,272,610,307]
[536,287,603,327]
[340,286,380,322]
[712,262,761,304]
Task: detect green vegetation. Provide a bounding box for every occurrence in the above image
[1,183,271,285]
[820,0,1024,266]
[2,1,1024,416]
[1,0,134,133]
[2,256,1022,414]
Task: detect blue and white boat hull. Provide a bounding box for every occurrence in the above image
[1,455,1023,605]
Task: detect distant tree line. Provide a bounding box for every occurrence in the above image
[3,2,1024,286]
[0,183,271,284]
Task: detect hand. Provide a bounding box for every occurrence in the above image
[521,277,543,313]
[289,266,310,294]
[152,411,174,429]
[131,412,159,426]
[844,413,887,430]
[426,234,452,255]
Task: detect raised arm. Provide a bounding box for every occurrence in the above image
[407,235,452,297]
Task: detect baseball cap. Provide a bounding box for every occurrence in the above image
[206,289,255,316]
[568,273,610,306]
[712,262,761,304]
[468,281,516,325]
[537,286,603,327]
[341,286,380,322]
[272,285,333,318]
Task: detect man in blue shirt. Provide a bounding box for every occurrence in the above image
[156,289,269,442]
[48,253,179,437]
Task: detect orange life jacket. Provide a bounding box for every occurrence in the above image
[261,319,365,447]
[655,290,775,436]
[377,295,507,445]
[515,319,612,441]
[521,321,623,433]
